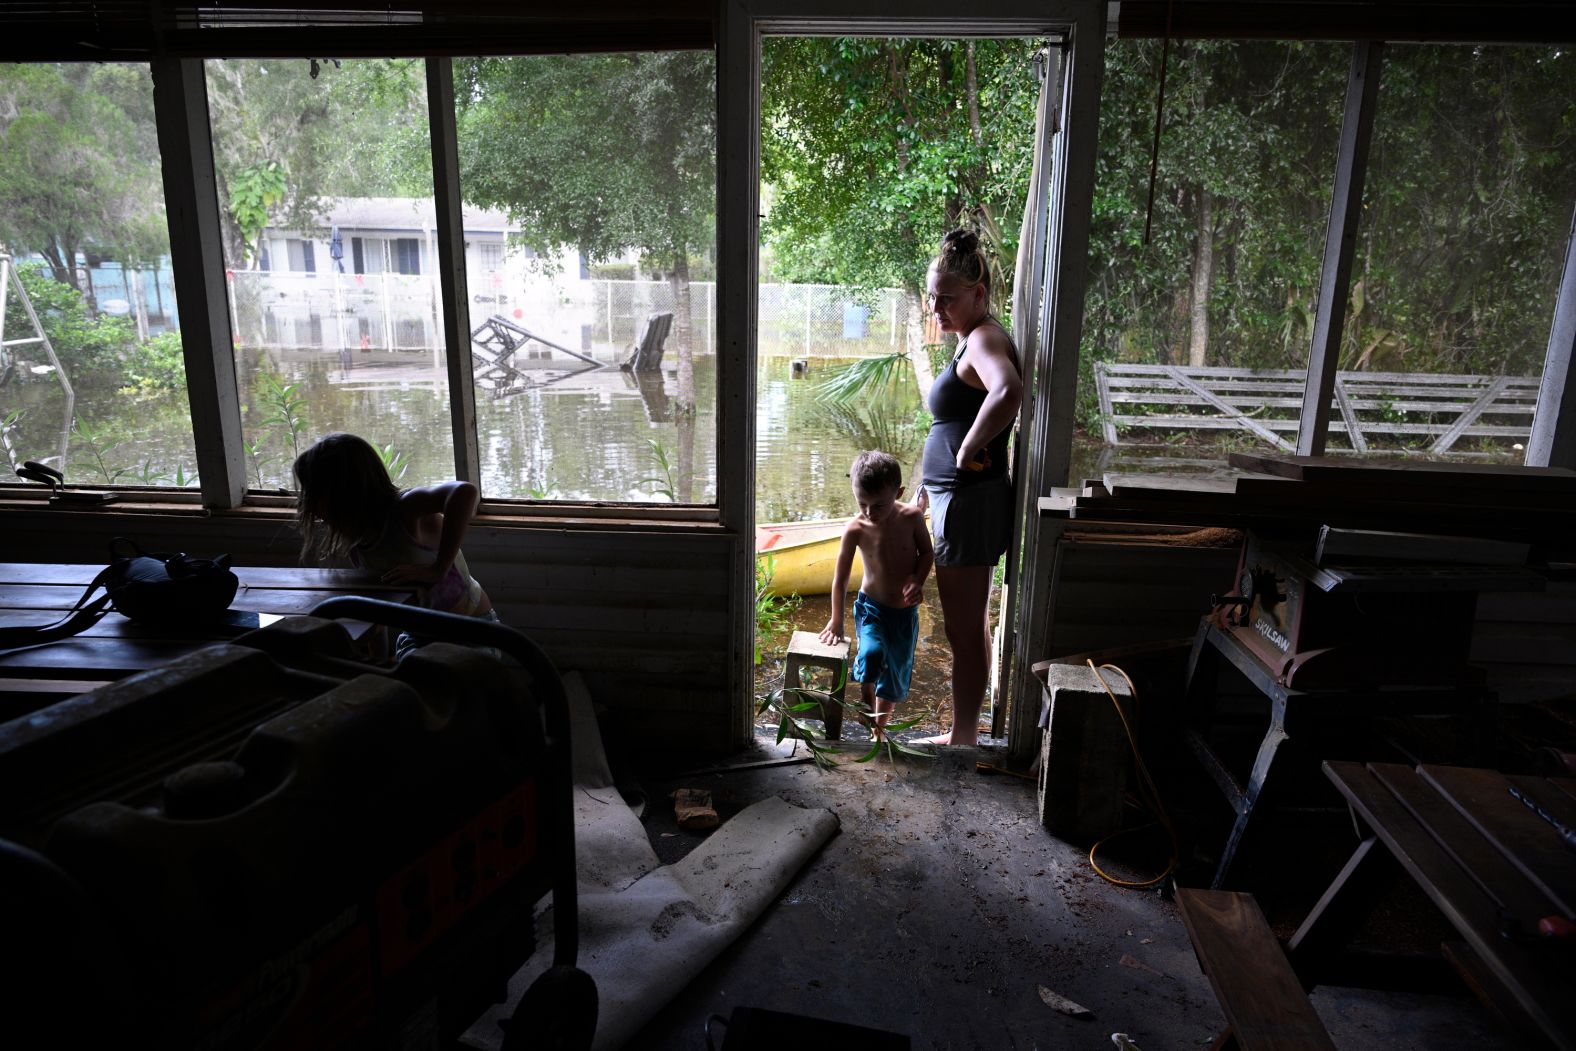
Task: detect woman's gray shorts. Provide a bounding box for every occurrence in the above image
[926,477,1013,568]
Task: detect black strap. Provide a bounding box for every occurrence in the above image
[0,564,117,654]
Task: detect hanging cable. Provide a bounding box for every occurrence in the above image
[1141,0,1175,246]
[1084,659,1180,889]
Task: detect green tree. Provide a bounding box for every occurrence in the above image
[0,63,168,290]
[762,39,1046,316]
[1351,45,1576,377]
[1077,38,1576,437]
[204,58,431,269]
[1083,41,1347,378]
[453,51,716,408]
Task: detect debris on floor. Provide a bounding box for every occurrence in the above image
[1037,985,1093,1019]
[671,786,720,829]
[462,673,840,1051]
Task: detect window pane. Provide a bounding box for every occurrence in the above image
[0,63,198,489]
[1337,44,1576,461]
[1079,41,1346,481]
[453,51,718,503]
[206,57,455,491]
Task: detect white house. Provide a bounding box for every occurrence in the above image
[243,196,590,353]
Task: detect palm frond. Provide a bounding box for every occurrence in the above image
[813,352,912,406]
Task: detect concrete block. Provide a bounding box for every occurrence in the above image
[1037,663,1134,843]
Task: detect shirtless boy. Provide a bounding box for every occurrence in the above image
[820,451,935,738]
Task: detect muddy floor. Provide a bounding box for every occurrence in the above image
[619,739,1519,1051]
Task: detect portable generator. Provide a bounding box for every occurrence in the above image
[0,598,593,1050]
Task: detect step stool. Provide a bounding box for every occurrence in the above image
[782,630,850,740]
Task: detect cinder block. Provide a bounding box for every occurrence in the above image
[1037,664,1134,842]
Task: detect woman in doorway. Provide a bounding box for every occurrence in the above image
[914,229,1024,746]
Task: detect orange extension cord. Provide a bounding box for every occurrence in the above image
[1084,659,1180,889]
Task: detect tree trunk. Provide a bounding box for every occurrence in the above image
[908,290,936,402]
[213,167,249,270]
[965,42,984,147]
[675,402,695,503]
[1188,187,1214,368]
[131,268,150,342]
[42,243,79,292]
[669,251,695,412]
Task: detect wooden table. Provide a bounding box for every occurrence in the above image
[1291,761,1576,1050]
[0,562,412,713]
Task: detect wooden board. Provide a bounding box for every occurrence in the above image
[0,585,400,618]
[1227,453,1576,493]
[1323,761,1576,1049]
[1176,888,1337,1051]
[1419,765,1576,918]
[1234,475,1576,512]
[1370,764,1564,930]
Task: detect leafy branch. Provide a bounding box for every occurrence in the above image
[638,437,678,501]
[258,371,309,462]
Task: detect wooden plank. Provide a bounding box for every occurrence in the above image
[1101,361,1544,389]
[1440,940,1542,1038]
[1477,590,1576,623]
[0,564,400,590]
[1114,415,1531,439]
[1419,765,1576,918]
[1332,377,1370,453]
[1095,361,1120,445]
[1323,761,1576,1050]
[1176,888,1337,1051]
[1108,391,1534,413]
[0,637,227,677]
[1431,376,1512,454]
[0,585,405,619]
[1234,475,1576,510]
[1164,367,1293,450]
[1370,764,1565,931]
[1226,453,1576,492]
[1469,623,1576,665]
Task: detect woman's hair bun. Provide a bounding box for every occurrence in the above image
[942,229,979,256]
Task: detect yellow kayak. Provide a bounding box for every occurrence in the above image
[755,517,861,597]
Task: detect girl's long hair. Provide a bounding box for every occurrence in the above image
[293,432,401,564]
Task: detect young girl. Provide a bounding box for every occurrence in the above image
[293,432,497,655]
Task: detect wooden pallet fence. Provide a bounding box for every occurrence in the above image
[1094,362,1539,454]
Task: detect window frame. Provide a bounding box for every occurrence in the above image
[147,40,725,515]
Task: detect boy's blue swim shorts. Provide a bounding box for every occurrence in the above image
[852,591,919,702]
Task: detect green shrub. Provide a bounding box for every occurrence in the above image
[122,331,186,391]
[4,264,137,377]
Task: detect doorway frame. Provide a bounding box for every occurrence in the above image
[719,1,1106,752]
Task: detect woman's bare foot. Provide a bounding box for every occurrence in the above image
[914,728,983,747]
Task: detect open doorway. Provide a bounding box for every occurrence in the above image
[751,35,1062,750]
